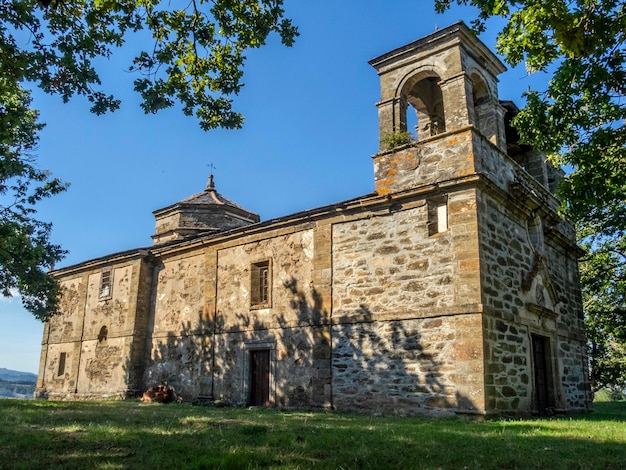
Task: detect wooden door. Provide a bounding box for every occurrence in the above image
[249,350,270,407]
[532,335,551,415]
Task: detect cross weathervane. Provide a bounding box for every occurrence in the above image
[206,163,216,190]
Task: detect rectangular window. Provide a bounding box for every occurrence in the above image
[428,197,448,236]
[436,203,448,232]
[57,352,66,376]
[99,268,113,299]
[251,260,271,307]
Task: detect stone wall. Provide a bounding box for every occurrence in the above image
[216,230,317,329]
[149,252,209,334]
[212,228,331,408]
[373,129,476,196]
[38,258,152,399]
[76,260,150,397]
[477,187,590,413]
[143,251,214,398]
[38,343,76,398]
[213,325,330,408]
[332,315,484,416]
[477,188,547,414]
[558,338,589,409]
[332,191,481,322]
[331,190,485,415]
[37,276,85,397]
[48,277,85,343]
[75,336,131,398]
[83,266,133,339]
[140,227,333,405]
[482,315,532,413]
[144,332,214,399]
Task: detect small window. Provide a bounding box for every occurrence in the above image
[57,352,66,376]
[98,325,108,343]
[428,198,448,236]
[251,260,271,307]
[99,268,113,299]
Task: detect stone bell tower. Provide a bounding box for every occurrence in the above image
[366,22,591,415]
[369,22,508,195]
[370,21,506,148]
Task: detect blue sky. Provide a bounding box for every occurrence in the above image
[1,1,551,374]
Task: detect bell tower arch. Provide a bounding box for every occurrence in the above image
[369,22,507,151]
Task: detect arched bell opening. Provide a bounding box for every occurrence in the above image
[471,73,490,132]
[403,75,446,141]
[470,71,503,147]
[470,73,491,136]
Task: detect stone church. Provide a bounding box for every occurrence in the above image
[36,23,592,416]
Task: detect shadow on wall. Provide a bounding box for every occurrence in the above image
[143,316,214,401]
[142,276,475,416]
[215,277,332,409]
[332,305,476,416]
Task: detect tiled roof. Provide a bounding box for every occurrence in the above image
[179,187,250,212]
[154,175,259,218]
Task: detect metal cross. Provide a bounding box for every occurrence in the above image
[206,163,216,190]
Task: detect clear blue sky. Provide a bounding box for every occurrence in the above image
[1,1,550,374]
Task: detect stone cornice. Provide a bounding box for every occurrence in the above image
[51,171,496,272]
[50,249,152,278]
[368,22,505,77]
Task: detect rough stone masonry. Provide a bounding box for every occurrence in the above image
[36,22,592,417]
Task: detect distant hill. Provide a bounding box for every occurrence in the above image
[0,368,37,383]
[0,369,37,398]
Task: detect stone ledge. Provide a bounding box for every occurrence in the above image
[525,302,557,318]
[333,303,484,324]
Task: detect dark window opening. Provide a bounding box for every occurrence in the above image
[57,352,66,376]
[406,76,445,140]
[98,325,108,342]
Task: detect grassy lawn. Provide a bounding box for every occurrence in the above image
[0,399,624,469]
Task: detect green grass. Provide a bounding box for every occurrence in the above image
[0,400,624,469]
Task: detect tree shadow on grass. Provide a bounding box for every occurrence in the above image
[1,400,625,469]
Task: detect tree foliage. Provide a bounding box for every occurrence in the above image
[0,82,67,320]
[434,1,625,226]
[3,0,297,129]
[1,0,297,319]
[435,0,625,393]
[580,227,626,395]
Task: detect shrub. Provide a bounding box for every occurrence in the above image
[380,131,415,150]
